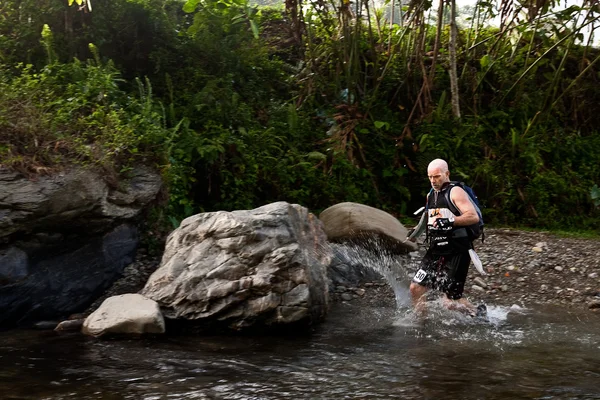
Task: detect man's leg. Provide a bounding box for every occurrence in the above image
[411,253,433,316]
[441,250,476,314]
[410,282,428,316]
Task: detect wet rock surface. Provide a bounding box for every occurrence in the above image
[0,224,139,327]
[0,165,164,328]
[86,247,160,314]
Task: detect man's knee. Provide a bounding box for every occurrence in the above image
[410,282,427,298]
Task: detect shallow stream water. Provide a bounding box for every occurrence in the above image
[2,242,600,399]
[3,300,600,399]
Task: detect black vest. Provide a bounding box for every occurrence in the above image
[427,184,471,254]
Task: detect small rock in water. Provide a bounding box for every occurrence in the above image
[33,321,59,330]
[532,247,543,253]
[507,265,516,271]
[554,266,563,272]
[516,277,525,282]
[341,293,353,301]
[471,285,485,292]
[535,242,547,248]
[55,319,85,332]
[588,272,599,279]
[541,284,548,291]
[354,288,366,296]
[501,285,509,292]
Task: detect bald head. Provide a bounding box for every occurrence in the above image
[427,158,450,191]
[428,158,448,174]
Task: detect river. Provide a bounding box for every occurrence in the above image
[2,299,600,400]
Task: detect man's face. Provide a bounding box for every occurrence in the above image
[428,167,449,191]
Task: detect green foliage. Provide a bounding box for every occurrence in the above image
[1,0,600,234]
[0,58,169,173]
[592,185,600,208]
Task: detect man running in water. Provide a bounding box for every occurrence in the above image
[407,159,485,317]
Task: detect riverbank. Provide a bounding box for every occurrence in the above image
[465,228,600,310]
[333,228,600,312]
[91,228,600,314]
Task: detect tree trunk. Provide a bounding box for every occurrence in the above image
[448,0,461,119]
[285,0,304,53]
[428,0,445,83]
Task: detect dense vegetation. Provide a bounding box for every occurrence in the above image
[1,0,599,232]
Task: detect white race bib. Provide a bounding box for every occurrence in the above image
[413,269,427,283]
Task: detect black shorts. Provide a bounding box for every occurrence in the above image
[412,249,471,300]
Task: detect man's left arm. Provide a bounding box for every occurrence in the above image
[450,187,479,226]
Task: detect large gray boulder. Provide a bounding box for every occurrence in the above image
[141,202,331,331]
[319,202,418,252]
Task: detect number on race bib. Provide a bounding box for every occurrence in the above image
[413,269,427,283]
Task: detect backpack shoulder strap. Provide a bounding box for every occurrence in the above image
[443,182,461,215]
[425,188,433,210]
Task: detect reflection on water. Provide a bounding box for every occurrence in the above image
[1,301,600,400]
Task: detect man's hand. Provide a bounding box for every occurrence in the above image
[434,218,454,229]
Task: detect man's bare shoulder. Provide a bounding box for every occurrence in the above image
[449,185,468,200]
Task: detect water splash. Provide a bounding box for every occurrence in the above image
[325,235,531,346]
[328,235,419,308]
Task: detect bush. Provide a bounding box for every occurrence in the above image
[0,59,170,174]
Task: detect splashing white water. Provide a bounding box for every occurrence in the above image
[326,235,534,346]
[329,236,420,308]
